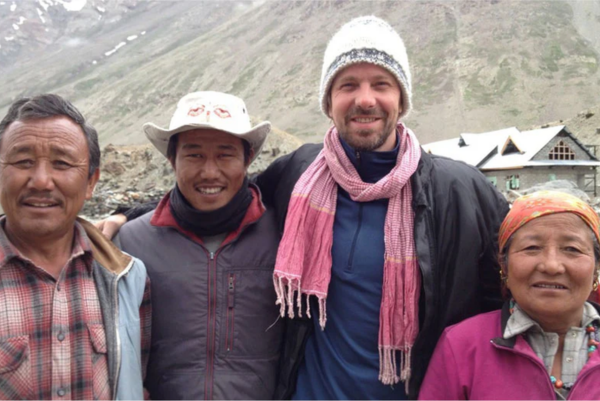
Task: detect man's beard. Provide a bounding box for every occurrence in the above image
[337,106,397,152]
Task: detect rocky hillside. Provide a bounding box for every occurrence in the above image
[530,104,600,153]
[1,0,600,147]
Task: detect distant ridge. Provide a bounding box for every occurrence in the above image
[1,0,599,146]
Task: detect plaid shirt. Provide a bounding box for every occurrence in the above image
[505,302,600,400]
[0,220,151,400]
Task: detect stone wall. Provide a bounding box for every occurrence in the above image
[483,166,596,194]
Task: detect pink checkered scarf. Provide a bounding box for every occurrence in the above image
[274,122,421,387]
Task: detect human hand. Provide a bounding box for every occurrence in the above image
[94,213,127,239]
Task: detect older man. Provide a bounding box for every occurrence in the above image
[116,91,283,399]
[98,16,509,400]
[0,94,150,400]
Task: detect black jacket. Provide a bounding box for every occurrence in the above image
[255,143,510,399]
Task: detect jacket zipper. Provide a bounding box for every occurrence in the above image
[111,258,134,400]
[346,203,363,273]
[346,150,365,273]
[182,205,262,400]
[225,273,236,352]
[565,357,600,398]
[490,341,555,398]
[204,251,218,400]
[424,204,437,320]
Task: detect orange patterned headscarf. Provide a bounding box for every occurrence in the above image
[498,191,600,253]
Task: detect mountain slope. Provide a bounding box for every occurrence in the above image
[1,0,599,146]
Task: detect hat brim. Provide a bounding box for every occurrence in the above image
[143,121,271,163]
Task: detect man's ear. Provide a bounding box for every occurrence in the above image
[85,168,101,200]
[169,157,176,171]
[246,149,255,168]
[498,257,509,285]
[398,90,403,114]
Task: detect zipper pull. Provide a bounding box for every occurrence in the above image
[228,274,235,309]
[210,251,215,260]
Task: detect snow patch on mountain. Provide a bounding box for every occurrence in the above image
[105,41,126,57]
[36,0,87,13]
[37,0,50,12]
[36,8,45,23]
[55,0,87,12]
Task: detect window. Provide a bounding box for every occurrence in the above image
[548,141,575,160]
[548,174,556,181]
[503,141,519,155]
[487,176,497,187]
[505,175,520,191]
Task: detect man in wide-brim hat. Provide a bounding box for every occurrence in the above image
[116,91,284,399]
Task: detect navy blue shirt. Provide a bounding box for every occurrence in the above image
[293,136,408,400]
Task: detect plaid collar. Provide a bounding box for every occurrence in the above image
[504,302,600,339]
[0,217,94,274]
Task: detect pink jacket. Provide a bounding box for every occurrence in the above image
[419,305,600,400]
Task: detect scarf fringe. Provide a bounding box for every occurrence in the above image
[379,346,412,391]
[274,274,327,329]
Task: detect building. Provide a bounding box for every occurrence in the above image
[423,125,600,196]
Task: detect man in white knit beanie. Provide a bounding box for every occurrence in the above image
[265,15,509,400]
[97,15,510,400]
[316,15,413,155]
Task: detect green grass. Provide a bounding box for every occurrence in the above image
[585,61,598,75]
[258,23,276,38]
[541,43,564,72]
[504,108,521,117]
[265,89,280,105]
[230,64,258,93]
[74,77,103,92]
[464,68,493,106]
[562,65,581,80]
[495,58,516,94]
[176,73,199,94]
[285,63,303,78]
[520,59,539,77]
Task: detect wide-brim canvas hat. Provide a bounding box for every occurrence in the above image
[144,91,271,162]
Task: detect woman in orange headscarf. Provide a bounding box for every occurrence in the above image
[420,191,600,400]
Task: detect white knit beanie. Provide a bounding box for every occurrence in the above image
[319,16,412,120]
